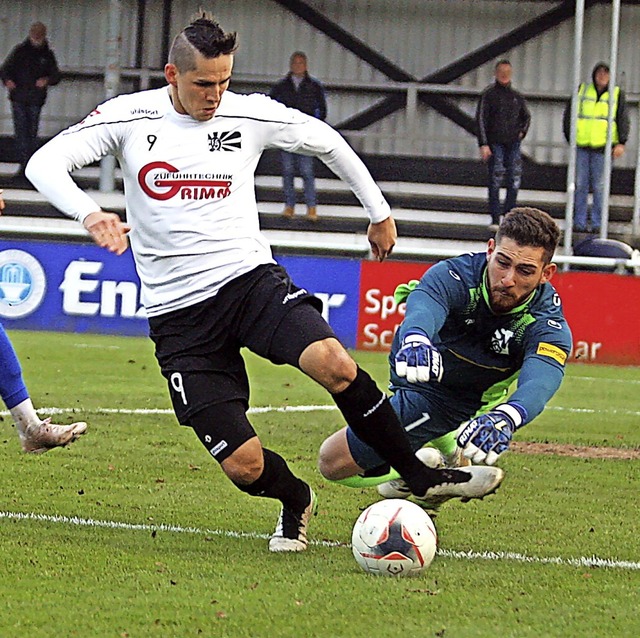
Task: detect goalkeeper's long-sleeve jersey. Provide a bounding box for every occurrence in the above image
[390,252,573,425]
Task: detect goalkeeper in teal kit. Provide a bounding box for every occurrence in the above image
[319,207,572,510]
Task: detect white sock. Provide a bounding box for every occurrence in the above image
[9,398,41,433]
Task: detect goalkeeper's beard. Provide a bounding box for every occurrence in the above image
[489,286,520,312]
[488,281,539,313]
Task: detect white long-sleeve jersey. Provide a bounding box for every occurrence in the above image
[26,87,391,317]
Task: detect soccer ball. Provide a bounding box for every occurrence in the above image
[351,499,437,577]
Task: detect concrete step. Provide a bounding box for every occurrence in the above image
[1,162,637,251]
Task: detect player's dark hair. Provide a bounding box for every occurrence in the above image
[495,59,511,69]
[168,14,238,72]
[496,207,560,264]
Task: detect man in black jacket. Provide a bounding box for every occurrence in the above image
[476,60,531,229]
[270,52,327,221]
[0,22,60,179]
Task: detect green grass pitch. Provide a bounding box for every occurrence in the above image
[1,330,639,637]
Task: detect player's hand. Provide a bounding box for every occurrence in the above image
[0,189,4,214]
[83,210,131,255]
[612,143,625,159]
[395,333,443,383]
[479,145,492,162]
[456,403,525,465]
[367,216,396,262]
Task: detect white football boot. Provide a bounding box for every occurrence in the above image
[269,486,318,552]
[377,446,503,515]
[18,418,88,454]
[413,465,504,509]
[377,447,445,499]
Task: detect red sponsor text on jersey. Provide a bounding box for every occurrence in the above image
[138,161,232,201]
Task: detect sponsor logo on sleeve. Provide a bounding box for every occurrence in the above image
[536,342,567,365]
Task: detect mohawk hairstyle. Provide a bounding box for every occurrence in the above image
[168,13,238,72]
[496,207,560,264]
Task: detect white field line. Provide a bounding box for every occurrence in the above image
[1,509,638,571]
[570,375,640,384]
[0,510,342,548]
[2,403,640,418]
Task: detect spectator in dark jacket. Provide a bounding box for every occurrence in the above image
[0,22,61,179]
[270,52,327,221]
[476,60,531,229]
[562,62,630,234]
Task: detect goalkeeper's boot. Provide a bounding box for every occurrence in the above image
[269,485,318,552]
[18,418,88,454]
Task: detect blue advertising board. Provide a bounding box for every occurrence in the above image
[275,254,361,348]
[0,239,147,336]
[0,240,361,346]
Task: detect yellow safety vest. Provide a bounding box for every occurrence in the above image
[576,83,619,148]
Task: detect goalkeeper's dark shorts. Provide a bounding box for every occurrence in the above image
[148,263,336,426]
[346,385,478,471]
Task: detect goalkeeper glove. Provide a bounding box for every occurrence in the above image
[395,332,443,384]
[456,403,527,465]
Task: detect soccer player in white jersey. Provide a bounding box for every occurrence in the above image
[26,15,500,551]
[0,192,87,452]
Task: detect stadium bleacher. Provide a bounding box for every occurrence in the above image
[1,156,638,261]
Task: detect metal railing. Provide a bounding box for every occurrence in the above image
[1,214,638,274]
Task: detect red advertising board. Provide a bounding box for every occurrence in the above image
[551,271,640,365]
[358,260,640,365]
[358,261,430,351]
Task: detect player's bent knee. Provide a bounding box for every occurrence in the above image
[300,338,357,393]
[221,437,264,485]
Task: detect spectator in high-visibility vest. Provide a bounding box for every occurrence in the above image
[563,62,630,234]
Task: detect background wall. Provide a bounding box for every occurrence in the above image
[0,0,638,166]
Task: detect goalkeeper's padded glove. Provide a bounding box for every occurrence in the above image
[456,403,527,465]
[394,332,443,384]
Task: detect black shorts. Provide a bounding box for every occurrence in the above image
[148,263,336,424]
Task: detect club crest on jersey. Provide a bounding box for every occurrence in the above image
[208,131,241,152]
[490,328,514,355]
[138,161,232,201]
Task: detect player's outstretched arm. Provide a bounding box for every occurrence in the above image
[456,403,526,465]
[367,216,396,262]
[83,211,131,255]
[394,331,443,384]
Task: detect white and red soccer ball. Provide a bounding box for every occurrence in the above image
[351,499,437,576]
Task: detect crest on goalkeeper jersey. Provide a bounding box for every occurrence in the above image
[491,328,514,355]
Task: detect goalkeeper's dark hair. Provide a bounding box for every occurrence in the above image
[495,207,560,264]
[168,13,238,72]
